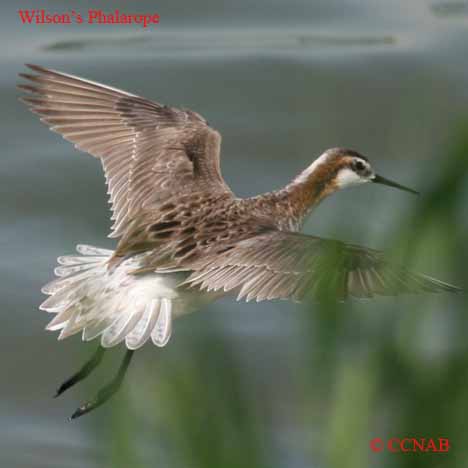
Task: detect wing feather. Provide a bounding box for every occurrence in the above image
[18,64,232,239]
[183,231,460,301]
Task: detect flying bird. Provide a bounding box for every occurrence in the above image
[18,64,459,419]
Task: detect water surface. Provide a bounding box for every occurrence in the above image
[1,1,468,467]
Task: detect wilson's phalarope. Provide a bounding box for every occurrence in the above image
[18,64,459,419]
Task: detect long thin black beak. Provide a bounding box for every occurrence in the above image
[372,174,419,195]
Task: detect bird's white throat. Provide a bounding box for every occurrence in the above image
[335,167,367,189]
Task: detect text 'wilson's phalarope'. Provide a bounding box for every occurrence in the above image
[18,64,459,419]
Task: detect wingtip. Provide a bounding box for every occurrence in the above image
[433,280,462,294]
[17,95,34,105]
[418,271,462,295]
[446,284,462,293]
[16,84,34,94]
[18,72,35,81]
[25,63,44,72]
[19,64,51,80]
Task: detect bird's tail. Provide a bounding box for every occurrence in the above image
[40,244,113,338]
[40,244,173,349]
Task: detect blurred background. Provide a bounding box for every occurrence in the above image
[1,0,468,467]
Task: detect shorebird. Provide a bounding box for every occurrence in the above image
[18,64,459,419]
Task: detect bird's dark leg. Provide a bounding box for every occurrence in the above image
[69,349,134,420]
[54,345,106,398]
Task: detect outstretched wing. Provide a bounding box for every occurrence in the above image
[183,231,460,301]
[18,64,232,238]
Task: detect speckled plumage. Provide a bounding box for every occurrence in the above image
[19,65,459,351]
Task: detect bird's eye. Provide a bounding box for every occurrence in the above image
[353,160,365,171]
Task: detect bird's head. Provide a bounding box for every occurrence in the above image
[296,148,418,196]
[332,148,418,194]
